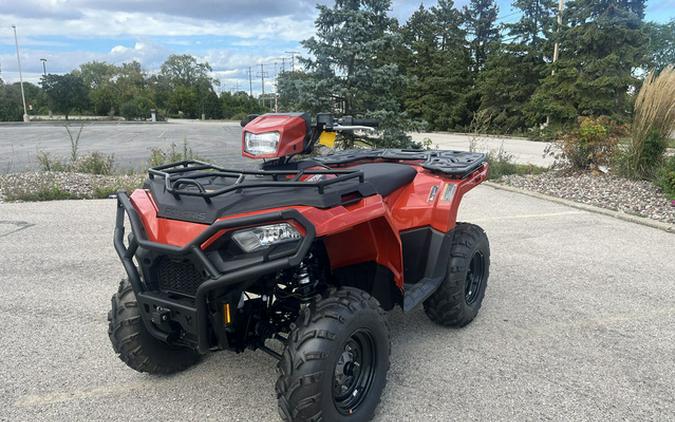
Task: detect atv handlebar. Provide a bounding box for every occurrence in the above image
[338,116,379,128]
[329,115,379,133]
[333,124,377,132]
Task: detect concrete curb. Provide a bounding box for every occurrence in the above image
[484,181,675,233]
[412,131,534,142]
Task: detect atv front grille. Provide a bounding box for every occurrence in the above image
[156,257,206,296]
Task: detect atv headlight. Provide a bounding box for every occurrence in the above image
[244,131,280,155]
[232,223,301,252]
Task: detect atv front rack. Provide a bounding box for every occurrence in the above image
[148,160,365,200]
[114,192,316,353]
[314,149,486,178]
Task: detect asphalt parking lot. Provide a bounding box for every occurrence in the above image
[0,120,554,173]
[0,121,249,173]
[0,186,673,421]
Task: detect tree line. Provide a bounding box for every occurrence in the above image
[277,0,674,145]
[0,54,267,121]
[1,0,672,146]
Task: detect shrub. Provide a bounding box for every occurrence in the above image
[550,116,619,170]
[37,151,68,172]
[135,97,156,118]
[120,101,141,121]
[36,150,115,175]
[620,65,675,179]
[72,152,115,175]
[485,144,547,180]
[148,140,202,167]
[655,155,675,200]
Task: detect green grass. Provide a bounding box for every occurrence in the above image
[483,147,548,180]
[487,162,548,180]
[93,186,126,199]
[619,137,674,148]
[3,186,80,202]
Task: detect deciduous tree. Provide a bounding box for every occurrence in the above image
[41,73,89,120]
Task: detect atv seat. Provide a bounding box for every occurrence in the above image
[353,163,417,197]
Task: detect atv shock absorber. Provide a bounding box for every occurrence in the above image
[294,254,318,299]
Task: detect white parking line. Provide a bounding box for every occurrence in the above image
[472,211,585,222]
[15,382,146,408]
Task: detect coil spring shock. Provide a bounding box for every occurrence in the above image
[293,253,320,300]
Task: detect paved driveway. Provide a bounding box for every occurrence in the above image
[0,186,673,421]
[0,121,248,173]
[412,132,554,167]
[1,122,555,174]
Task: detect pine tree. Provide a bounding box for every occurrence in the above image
[529,0,648,125]
[506,0,558,52]
[294,0,414,147]
[463,0,501,75]
[476,0,557,132]
[401,1,472,130]
[644,19,675,72]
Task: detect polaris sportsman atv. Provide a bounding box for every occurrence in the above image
[109,112,490,421]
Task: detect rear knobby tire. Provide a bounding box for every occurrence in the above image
[276,287,391,422]
[424,223,490,327]
[108,279,200,374]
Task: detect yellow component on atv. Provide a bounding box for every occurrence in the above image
[318,131,337,148]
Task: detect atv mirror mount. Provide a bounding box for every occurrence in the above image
[315,113,334,130]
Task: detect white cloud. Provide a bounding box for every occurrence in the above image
[1,9,316,41]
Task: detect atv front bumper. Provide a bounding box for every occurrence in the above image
[113,192,315,353]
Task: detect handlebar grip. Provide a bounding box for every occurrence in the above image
[351,118,379,128]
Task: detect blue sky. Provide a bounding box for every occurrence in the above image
[1,0,673,94]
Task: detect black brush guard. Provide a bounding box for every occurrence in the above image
[114,192,316,353]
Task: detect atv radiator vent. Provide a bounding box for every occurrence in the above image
[156,257,206,296]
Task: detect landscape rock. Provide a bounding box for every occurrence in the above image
[0,172,145,201]
[499,171,675,224]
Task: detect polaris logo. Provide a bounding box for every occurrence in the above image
[162,207,208,222]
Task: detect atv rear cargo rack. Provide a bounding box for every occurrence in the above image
[148,160,365,201]
[314,149,486,178]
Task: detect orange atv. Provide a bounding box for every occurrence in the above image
[109,112,490,421]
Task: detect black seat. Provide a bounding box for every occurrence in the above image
[354,163,417,196]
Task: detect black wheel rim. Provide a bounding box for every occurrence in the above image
[465,251,485,305]
[332,329,376,415]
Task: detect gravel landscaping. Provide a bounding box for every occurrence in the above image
[499,171,675,224]
[0,172,145,202]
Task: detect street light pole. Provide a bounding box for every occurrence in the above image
[545,0,565,127]
[39,57,53,118]
[11,25,29,122]
[551,0,564,74]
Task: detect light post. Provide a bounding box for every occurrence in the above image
[11,25,29,122]
[40,58,52,118]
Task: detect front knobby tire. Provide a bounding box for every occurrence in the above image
[108,279,200,375]
[276,288,391,422]
[424,223,490,327]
